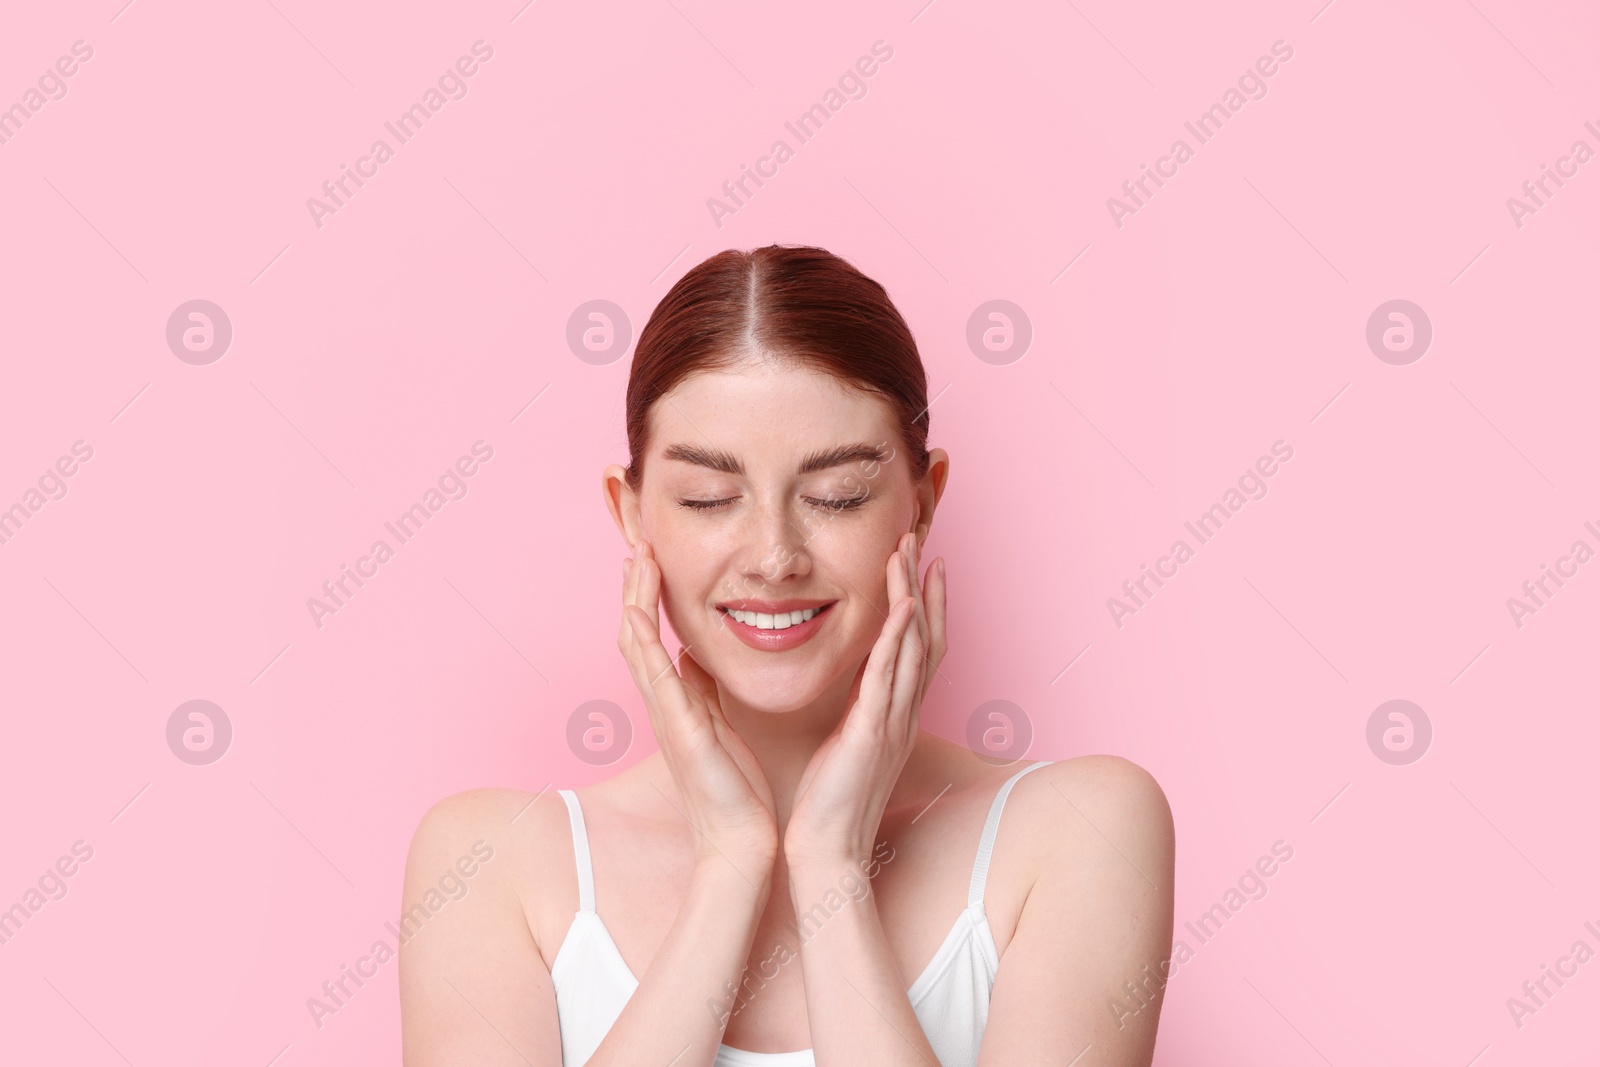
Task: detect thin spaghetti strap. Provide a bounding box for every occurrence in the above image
[967,760,1053,910]
[556,789,596,913]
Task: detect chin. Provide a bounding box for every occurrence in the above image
[715,657,838,715]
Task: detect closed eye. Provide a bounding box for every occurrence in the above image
[674,495,869,512]
[807,495,868,511]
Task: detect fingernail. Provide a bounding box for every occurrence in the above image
[936,558,945,578]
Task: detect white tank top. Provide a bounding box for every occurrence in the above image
[550,759,1053,1067]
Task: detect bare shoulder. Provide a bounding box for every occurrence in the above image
[1026,754,1172,827]
[403,787,579,950]
[1003,754,1175,880]
[406,786,561,875]
[407,786,532,853]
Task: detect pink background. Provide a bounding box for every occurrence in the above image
[2,0,1597,1063]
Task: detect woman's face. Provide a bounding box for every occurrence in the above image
[607,357,944,715]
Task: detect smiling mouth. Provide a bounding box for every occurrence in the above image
[716,602,835,630]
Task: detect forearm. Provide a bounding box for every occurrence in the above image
[788,860,938,1067]
[585,856,773,1067]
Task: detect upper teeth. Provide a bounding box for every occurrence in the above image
[728,607,820,629]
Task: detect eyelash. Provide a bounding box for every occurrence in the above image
[676,496,868,513]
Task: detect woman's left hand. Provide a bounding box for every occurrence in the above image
[783,530,947,869]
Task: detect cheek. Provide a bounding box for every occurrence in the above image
[811,520,900,601]
[658,589,711,655]
[652,548,736,642]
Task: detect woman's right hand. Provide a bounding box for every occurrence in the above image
[619,537,779,872]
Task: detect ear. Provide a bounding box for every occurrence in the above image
[912,447,950,545]
[601,463,642,549]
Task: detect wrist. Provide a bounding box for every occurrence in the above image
[693,848,777,902]
[783,841,873,877]
[785,853,878,901]
[785,858,882,941]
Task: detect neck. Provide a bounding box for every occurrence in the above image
[636,664,951,843]
[716,666,860,821]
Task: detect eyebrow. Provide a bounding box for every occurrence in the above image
[662,441,890,476]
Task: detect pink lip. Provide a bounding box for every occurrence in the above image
[718,602,834,652]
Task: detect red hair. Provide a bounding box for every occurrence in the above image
[625,245,931,491]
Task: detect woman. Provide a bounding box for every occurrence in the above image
[400,245,1175,1066]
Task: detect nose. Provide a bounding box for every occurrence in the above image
[736,495,814,590]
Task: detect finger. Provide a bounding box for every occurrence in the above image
[887,590,926,735]
[884,543,918,683]
[681,652,747,763]
[920,557,948,703]
[853,596,915,734]
[617,556,637,659]
[893,534,930,697]
[637,539,663,631]
[620,553,657,696]
[618,585,655,698]
[637,547,681,707]
[627,543,644,612]
[625,604,700,723]
[909,544,938,705]
[620,607,690,771]
[625,556,647,662]
[907,533,931,669]
[885,540,909,611]
[622,540,651,660]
